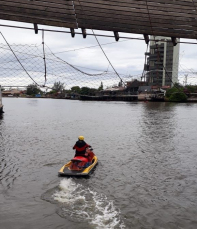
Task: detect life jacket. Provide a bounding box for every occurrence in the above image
[73,140,89,155]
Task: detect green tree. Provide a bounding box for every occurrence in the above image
[80,87,97,95]
[166,86,187,102]
[98,82,103,91]
[26,84,41,95]
[52,81,65,92]
[80,87,91,95]
[71,86,81,94]
[173,82,182,88]
[166,87,178,98]
[185,85,197,93]
[168,92,187,102]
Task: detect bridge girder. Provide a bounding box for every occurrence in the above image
[0,0,197,39]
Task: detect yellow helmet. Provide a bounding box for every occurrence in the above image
[78,136,84,140]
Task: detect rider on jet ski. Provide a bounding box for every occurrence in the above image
[73,136,91,157]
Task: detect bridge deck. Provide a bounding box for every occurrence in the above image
[0,0,197,39]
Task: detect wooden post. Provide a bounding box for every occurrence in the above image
[171,37,177,46]
[34,23,38,34]
[81,28,87,38]
[143,34,149,44]
[114,31,119,41]
[70,28,75,38]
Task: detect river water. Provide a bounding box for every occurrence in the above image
[0,98,197,229]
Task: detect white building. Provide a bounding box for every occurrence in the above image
[145,36,180,87]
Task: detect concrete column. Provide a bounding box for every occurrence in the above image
[162,41,167,86]
[172,40,180,86]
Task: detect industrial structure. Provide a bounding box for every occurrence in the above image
[145,36,180,87]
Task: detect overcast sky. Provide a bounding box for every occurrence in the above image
[0,19,197,87]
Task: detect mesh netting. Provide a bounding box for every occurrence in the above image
[0,43,136,90]
[0,42,196,89]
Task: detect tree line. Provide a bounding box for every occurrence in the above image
[25,81,197,102]
[26,81,104,96]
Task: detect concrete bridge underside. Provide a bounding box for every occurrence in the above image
[0,0,197,39]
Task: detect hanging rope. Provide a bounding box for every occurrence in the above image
[76,0,124,86]
[42,30,47,86]
[91,30,125,86]
[0,31,39,86]
[45,43,108,76]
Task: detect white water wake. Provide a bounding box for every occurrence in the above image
[53,178,125,229]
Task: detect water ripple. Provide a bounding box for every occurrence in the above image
[1,99,197,229]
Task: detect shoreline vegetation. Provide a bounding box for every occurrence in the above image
[74,93,197,103]
[1,82,197,103]
[2,92,197,103]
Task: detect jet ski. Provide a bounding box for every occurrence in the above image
[58,147,98,176]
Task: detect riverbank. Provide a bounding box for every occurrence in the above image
[79,94,197,103]
[2,93,197,103]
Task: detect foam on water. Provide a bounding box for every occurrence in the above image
[53,178,85,204]
[53,178,125,229]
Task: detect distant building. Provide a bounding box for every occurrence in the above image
[99,80,147,96]
[144,36,180,87]
[126,79,147,94]
[2,89,21,97]
[101,86,125,96]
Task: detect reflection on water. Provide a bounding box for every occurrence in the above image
[0,98,197,229]
[137,102,177,153]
